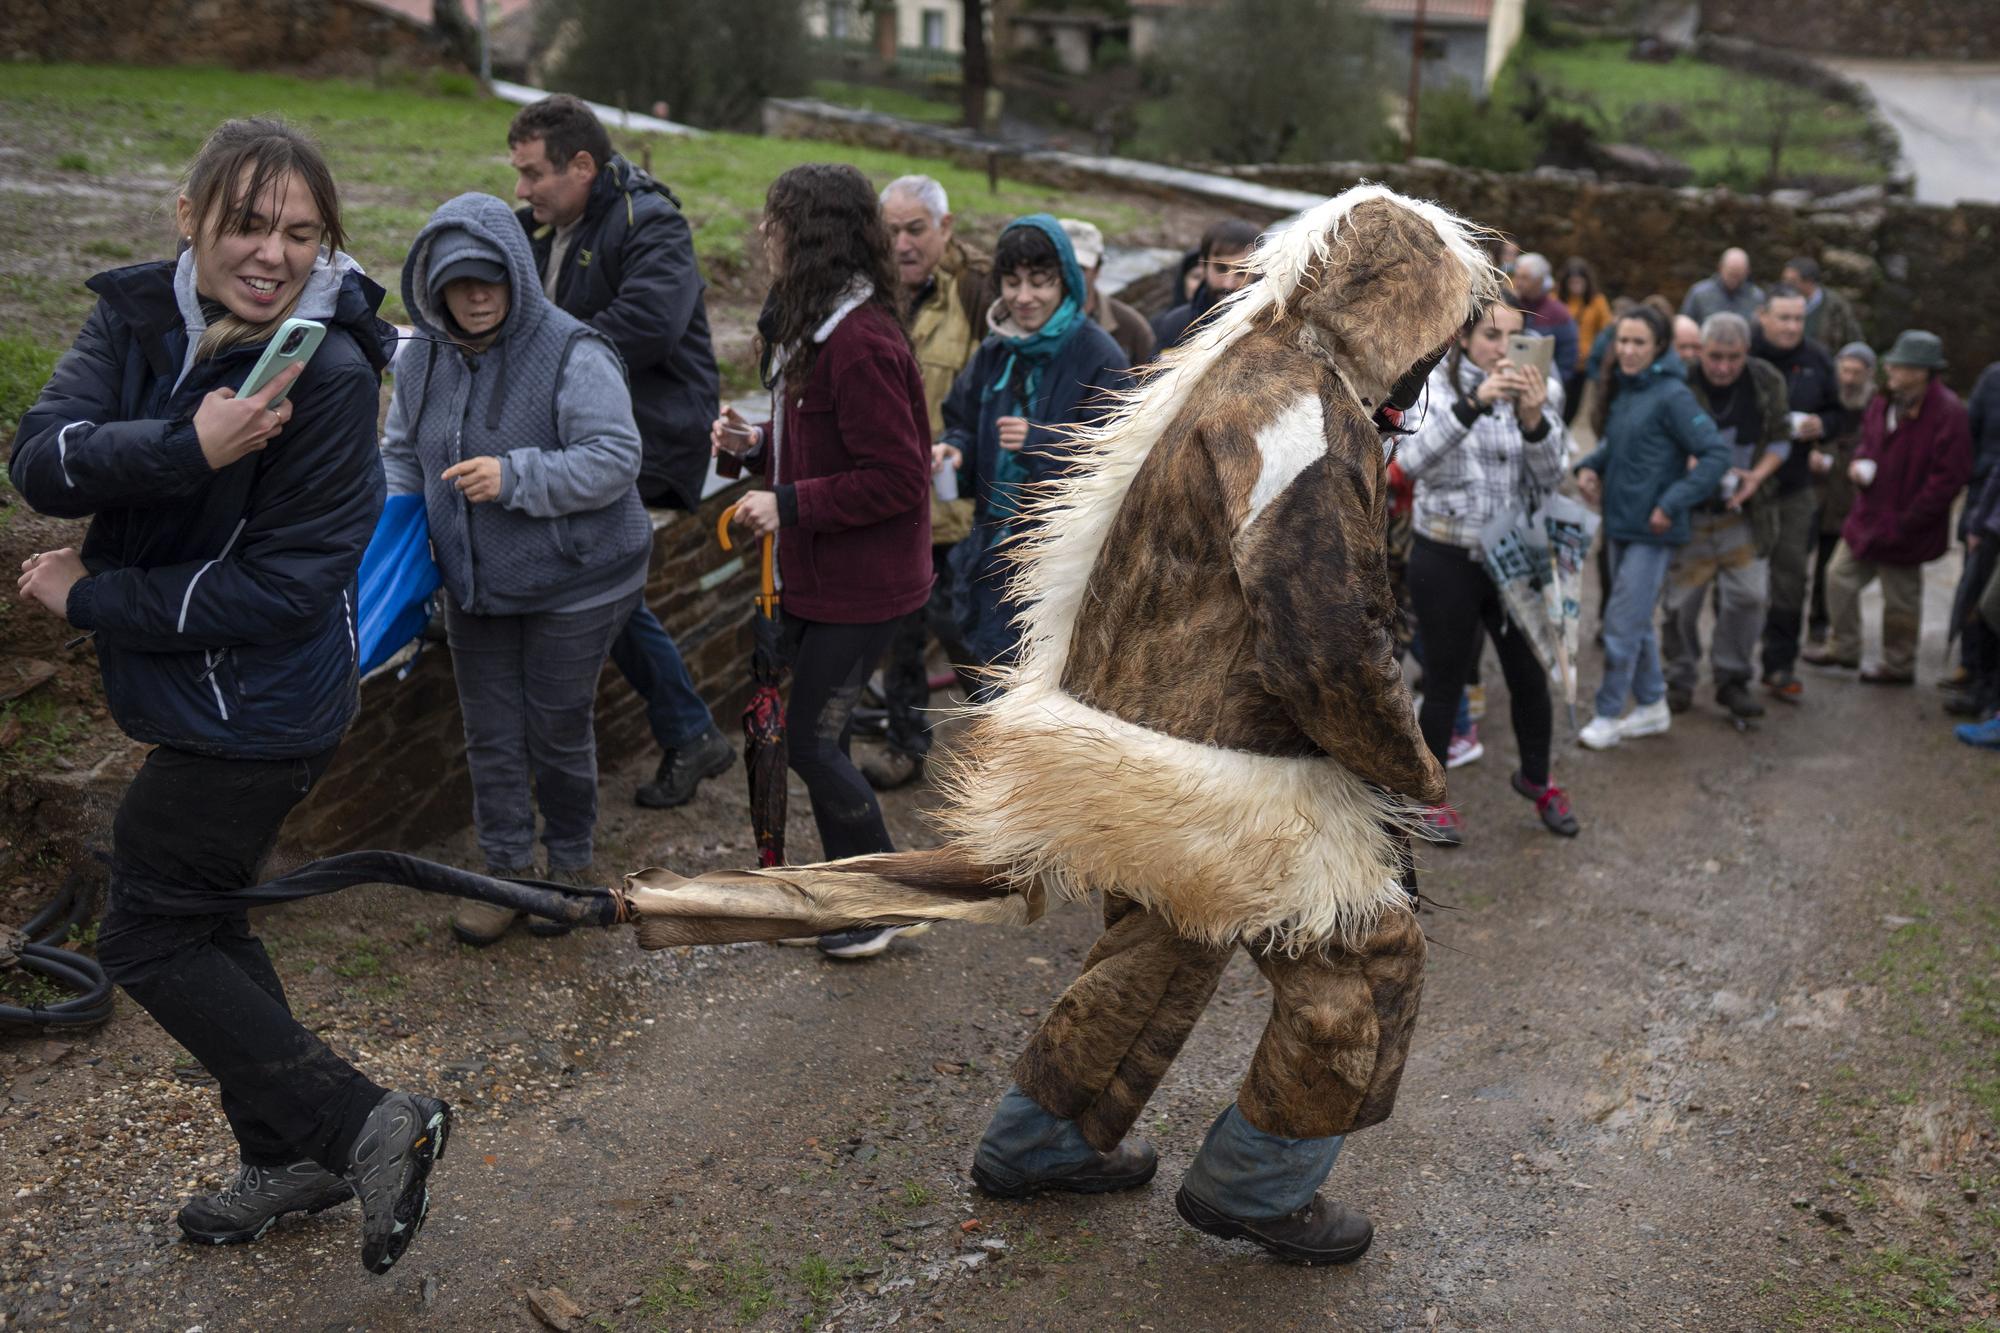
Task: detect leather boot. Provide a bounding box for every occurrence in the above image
[1175,1186,1374,1265]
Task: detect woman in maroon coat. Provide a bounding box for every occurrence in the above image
[713,163,935,958]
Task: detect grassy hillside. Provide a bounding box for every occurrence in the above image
[0,63,1151,421]
[1503,39,1891,190]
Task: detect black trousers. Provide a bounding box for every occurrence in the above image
[1408,535,1554,787]
[881,547,967,761]
[783,612,898,860]
[96,746,385,1169]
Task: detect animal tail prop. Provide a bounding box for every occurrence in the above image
[621,847,1038,950]
[218,851,625,928]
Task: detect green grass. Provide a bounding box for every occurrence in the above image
[1505,39,1890,190]
[808,78,961,126]
[0,63,1144,344]
[1,336,63,442]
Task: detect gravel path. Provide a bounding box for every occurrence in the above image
[3,561,1996,1331]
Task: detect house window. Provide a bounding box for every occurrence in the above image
[827,0,851,39]
[921,9,947,49]
[1420,35,1447,60]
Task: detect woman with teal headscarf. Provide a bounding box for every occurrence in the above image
[939,214,1130,667]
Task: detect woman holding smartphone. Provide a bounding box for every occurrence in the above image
[11,119,448,1274]
[711,163,934,960]
[1397,302,1579,846]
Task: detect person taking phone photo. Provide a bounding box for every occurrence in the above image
[10,118,449,1275]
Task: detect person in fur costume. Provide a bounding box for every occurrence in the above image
[629,184,1502,1262]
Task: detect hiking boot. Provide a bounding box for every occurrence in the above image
[817,924,917,959]
[1944,688,1994,717]
[1414,804,1464,847]
[345,1091,450,1275]
[1939,664,1971,691]
[971,1139,1158,1199]
[1764,670,1804,703]
[1445,724,1483,770]
[634,726,734,809]
[528,865,595,937]
[1174,1186,1374,1266]
[857,746,924,791]
[1716,680,1766,719]
[452,868,529,947]
[1511,771,1579,837]
[1577,714,1623,750]
[1666,684,1693,714]
[177,1159,353,1246]
[1620,699,1672,740]
[1801,645,1858,669]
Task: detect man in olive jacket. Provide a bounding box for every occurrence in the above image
[509,95,732,809]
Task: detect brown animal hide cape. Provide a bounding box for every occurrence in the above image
[625,184,1500,1142]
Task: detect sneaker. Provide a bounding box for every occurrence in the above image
[634,726,734,809]
[856,746,924,791]
[1465,685,1487,721]
[817,924,916,959]
[1174,1186,1373,1265]
[1414,804,1464,847]
[1956,715,2000,749]
[1445,724,1484,769]
[1510,771,1579,837]
[1666,684,1693,714]
[971,1139,1158,1199]
[1715,680,1766,719]
[528,866,595,937]
[1578,714,1623,750]
[177,1159,354,1245]
[1764,670,1804,703]
[1620,699,1672,740]
[345,1091,450,1275]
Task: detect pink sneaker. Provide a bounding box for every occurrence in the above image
[1446,724,1484,770]
[1415,804,1464,847]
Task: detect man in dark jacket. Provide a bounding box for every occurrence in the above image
[1749,283,1853,701]
[1812,330,1974,683]
[1151,218,1259,351]
[1782,257,1864,354]
[508,95,732,808]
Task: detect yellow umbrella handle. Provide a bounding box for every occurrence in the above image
[716,502,779,617]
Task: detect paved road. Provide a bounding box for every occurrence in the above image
[4,558,1996,1331]
[1825,58,2000,205]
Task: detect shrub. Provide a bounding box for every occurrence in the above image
[1407,86,1541,173]
[1,337,64,445]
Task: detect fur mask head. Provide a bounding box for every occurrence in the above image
[1247,190,1502,423]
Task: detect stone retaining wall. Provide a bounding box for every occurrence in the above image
[0,0,454,73]
[288,481,755,853]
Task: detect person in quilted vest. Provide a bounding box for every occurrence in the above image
[381,192,650,945]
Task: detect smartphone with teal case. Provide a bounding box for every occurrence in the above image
[239,317,326,405]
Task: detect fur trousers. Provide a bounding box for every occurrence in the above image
[1013,892,1427,1150]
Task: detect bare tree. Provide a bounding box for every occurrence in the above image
[1146,0,1387,164]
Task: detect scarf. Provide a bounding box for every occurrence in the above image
[980,214,1089,529]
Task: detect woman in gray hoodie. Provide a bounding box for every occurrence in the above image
[382,192,652,944]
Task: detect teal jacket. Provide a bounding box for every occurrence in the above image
[1577,352,1730,545]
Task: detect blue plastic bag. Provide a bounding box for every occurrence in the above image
[355,494,441,677]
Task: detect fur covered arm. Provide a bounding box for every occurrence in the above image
[1232,417,1445,804]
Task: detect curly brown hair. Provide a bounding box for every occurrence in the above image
[757,163,905,389]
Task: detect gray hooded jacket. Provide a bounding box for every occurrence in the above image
[383,192,650,615]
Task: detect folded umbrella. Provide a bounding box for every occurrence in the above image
[718,504,787,867]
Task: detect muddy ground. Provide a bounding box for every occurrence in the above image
[2,558,1998,1332]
